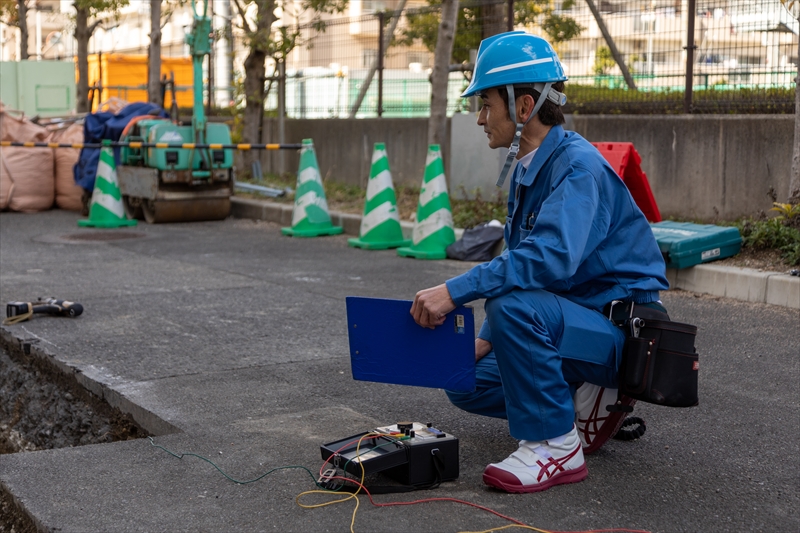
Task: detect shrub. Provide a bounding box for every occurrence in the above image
[735,204,800,266]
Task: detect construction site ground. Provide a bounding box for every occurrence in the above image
[0,208,798,533]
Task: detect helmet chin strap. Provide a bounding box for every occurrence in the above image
[495,82,554,188]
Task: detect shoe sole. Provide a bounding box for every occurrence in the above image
[482,463,588,493]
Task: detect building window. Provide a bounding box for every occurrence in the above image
[363,1,387,14]
[407,52,429,68]
[363,49,378,68]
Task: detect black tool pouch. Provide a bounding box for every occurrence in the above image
[619,319,699,407]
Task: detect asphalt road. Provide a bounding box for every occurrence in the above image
[0,210,797,533]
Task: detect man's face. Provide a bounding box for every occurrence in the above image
[477,88,515,149]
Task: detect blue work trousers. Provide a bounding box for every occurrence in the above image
[446,289,626,442]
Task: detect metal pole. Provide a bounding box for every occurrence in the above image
[378,11,385,117]
[98,51,103,110]
[683,0,697,114]
[278,60,286,175]
[507,0,514,32]
[208,0,215,117]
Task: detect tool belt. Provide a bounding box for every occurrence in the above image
[605,301,699,408]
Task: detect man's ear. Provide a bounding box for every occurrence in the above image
[517,94,536,122]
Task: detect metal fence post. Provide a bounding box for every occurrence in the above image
[684,0,697,114]
[378,11,385,117]
[278,59,286,174]
[507,0,514,32]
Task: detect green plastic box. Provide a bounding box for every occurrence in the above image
[650,221,742,270]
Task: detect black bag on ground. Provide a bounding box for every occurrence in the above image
[619,319,699,407]
[446,223,504,261]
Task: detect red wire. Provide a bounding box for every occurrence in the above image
[320,446,650,533]
[328,475,527,526]
[327,475,651,533]
[553,530,651,533]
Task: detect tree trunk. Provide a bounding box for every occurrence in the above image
[18,0,29,60]
[75,6,91,113]
[428,0,459,151]
[480,0,506,40]
[241,0,276,170]
[789,33,800,203]
[148,0,162,106]
[243,47,266,168]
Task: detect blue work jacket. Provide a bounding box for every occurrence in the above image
[446,125,669,340]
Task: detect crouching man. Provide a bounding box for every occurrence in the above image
[411,31,669,493]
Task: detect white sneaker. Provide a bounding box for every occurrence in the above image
[573,383,635,454]
[482,426,588,493]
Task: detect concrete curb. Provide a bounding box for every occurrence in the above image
[0,328,180,437]
[231,197,799,310]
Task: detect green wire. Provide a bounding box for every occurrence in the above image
[148,437,323,487]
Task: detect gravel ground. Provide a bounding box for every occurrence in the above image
[0,346,144,454]
[0,490,36,533]
[0,342,148,532]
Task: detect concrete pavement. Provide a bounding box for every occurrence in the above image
[230,197,800,310]
[0,209,798,533]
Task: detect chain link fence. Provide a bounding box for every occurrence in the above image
[254,0,796,117]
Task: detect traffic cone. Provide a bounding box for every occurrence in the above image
[397,145,455,260]
[348,143,410,250]
[78,143,137,228]
[282,139,343,238]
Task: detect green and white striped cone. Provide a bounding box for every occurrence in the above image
[78,144,137,228]
[397,145,455,260]
[281,139,343,238]
[348,143,410,250]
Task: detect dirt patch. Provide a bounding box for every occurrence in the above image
[0,338,149,532]
[0,346,145,454]
[0,489,37,533]
[711,247,797,275]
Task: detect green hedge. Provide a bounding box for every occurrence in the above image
[564,84,796,115]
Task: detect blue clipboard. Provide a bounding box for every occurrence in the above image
[345,296,476,392]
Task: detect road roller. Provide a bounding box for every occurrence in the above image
[117,0,232,224]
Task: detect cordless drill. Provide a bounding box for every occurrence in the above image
[4,298,84,325]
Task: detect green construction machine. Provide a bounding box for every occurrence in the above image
[117,0,232,223]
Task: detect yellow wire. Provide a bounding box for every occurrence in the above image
[296,432,558,533]
[296,432,390,533]
[3,307,33,325]
[459,525,553,533]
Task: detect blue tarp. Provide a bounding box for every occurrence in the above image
[73,102,169,191]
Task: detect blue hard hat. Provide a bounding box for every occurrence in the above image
[462,31,568,98]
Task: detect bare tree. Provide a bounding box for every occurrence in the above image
[232,0,278,169]
[0,0,31,60]
[231,0,346,170]
[147,0,161,105]
[17,0,28,59]
[478,0,505,39]
[73,0,129,114]
[428,0,458,150]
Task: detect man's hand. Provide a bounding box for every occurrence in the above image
[475,338,492,362]
[411,284,456,329]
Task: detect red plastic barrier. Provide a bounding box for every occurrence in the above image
[592,142,662,222]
